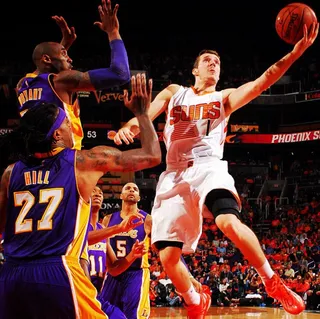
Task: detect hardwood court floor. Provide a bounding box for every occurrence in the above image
[150,306,320,318]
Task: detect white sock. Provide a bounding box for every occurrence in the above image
[181,285,201,306]
[256,260,275,282]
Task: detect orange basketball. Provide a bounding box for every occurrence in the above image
[275,3,317,45]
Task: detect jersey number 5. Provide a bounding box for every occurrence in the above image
[14,188,63,234]
[116,240,127,257]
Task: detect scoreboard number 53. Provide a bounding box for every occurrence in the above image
[87,130,97,138]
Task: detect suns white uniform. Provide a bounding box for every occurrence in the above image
[151,86,241,253]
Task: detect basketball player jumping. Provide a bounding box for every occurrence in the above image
[16,0,130,150]
[113,22,319,317]
[16,0,130,274]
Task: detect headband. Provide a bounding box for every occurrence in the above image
[46,107,67,140]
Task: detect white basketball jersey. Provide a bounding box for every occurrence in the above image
[163,86,228,165]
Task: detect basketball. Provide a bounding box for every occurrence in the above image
[275,3,317,45]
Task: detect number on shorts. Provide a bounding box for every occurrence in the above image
[14,188,63,234]
[116,240,127,257]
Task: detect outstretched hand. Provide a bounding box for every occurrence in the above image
[113,74,153,145]
[293,22,319,55]
[113,127,135,145]
[124,73,153,116]
[119,212,145,233]
[94,0,120,38]
[52,16,77,50]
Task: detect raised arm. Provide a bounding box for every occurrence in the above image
[0,165,14,234]
[88,212,145,245]
[223,22,318,117]
[76,74,161,201]
[113,84,180,145]
[52,16,77,51]
[54,0,130,93]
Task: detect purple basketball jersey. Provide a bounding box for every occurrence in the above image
[88,223,107,277]
[108,210,149,270]
[17,73,83,150]
[4,148,90,260]
[17,73,64,116]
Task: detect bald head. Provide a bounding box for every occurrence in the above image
[32,42,63,66]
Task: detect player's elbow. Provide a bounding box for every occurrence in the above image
[153,155,162,167]
[146,154,162,168]
[120,71,131,85]
[112,66,130,86]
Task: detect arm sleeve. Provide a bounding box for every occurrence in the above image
[88,39,130,90]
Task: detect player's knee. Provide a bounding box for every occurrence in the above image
[215,214,240,237]
[158,244,182,267]
[205,189,240,220]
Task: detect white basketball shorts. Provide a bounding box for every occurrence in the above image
[151,157,240,254]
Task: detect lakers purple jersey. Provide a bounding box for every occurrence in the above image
[17,73,83,150]
[88,223,107,277]
[108,210,149,269]
[4,148,90,259]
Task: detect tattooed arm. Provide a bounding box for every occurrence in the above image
[76,116,161,201]
[77,114,160,172]
[53,70,95,92]
[76,73,161,201]
[223,22,318,116]
[0,164,14,234]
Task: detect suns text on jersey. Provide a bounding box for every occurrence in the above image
[169,102,221,125]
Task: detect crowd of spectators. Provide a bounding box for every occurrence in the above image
[147,193,320,310]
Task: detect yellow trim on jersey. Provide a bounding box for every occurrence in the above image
[72,150,90,262]
[20,109,28,117]
[80,242,89,261]
[62,256,108,319]
[25,73,37,78]
[34,147,65,159]
[64,101,83,151]
[136,268,150,319]
[66,196,91,259]
[141,235,150,269]
[47,73,83,150]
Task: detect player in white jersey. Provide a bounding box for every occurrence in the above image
[114,23,318,318]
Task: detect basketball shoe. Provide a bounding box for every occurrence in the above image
[184,285,211,319]
[265,274,305,315]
